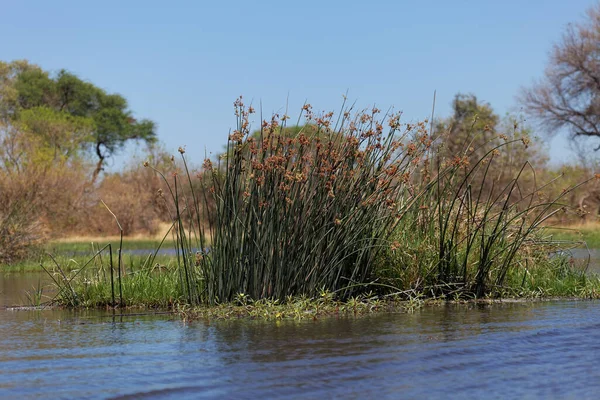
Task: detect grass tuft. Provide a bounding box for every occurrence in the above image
[45,99,600,312]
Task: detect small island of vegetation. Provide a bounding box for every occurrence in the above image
[5,5,600,319]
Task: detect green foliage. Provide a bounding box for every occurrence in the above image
[0,60,156,180]
[43,98,600,311]
[436,93,499,162]
[69,265,184,308]
[374,129,593,299]
[249,123,331,141]
[34,239,179,307]
[160,99,434,305]
[17,106,94,164]
[157,99,584,305]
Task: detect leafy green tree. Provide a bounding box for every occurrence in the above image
[435,93,499,163]
[17,107,94,164]
[0,60,156,182]
[434,94,546,201]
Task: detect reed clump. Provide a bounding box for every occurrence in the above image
[375,131,596,299]
[153,98,597,305]
[50,98,600,310]
[156,98,439,305]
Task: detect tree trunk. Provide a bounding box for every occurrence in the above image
[91,143,105,185]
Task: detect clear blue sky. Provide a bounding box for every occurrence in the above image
[2,0,597,169]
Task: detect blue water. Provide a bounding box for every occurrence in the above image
[1,285,600,399]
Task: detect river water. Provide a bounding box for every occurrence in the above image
[2,273,600,399]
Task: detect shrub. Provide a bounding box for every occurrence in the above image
[164,99,593,304]
[0,171,44,264]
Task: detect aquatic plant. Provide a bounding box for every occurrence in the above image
[49,98,600,309]
[375,128,596,299]
[153,98,438,304]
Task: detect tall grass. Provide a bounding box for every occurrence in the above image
[151,98,595,305]
[152,99,437,304]
[51,99,598,308]
[42,244,180,308]
[375,135,595,299]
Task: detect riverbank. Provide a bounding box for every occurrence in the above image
[545,222,600,248]
[0,238,171,273]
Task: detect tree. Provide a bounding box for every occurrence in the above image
[0,60,156,182]
[435,93,499,163]
[520,3,600,149]
[434,93,546,203]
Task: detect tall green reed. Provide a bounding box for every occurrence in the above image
[377,129,596,299]
[154,98,434,304]
[49,99,597,308]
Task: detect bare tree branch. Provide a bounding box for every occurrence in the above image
[520,4,600,147]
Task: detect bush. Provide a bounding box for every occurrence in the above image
[0,171,44,264]
[55,98,598,308]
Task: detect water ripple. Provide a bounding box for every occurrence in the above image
[2,301,600,398]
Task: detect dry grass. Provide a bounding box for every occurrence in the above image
[52,222,175,243]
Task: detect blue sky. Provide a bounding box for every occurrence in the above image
[2,0,597,169]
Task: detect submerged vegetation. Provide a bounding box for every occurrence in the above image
[31,97,600,313]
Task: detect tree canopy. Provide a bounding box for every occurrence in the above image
[0,60,156,181]
[520,3,600,149]
[435,93,499,162]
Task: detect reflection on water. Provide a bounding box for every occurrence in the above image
[1,300,600,399]
[0,273,54,308]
